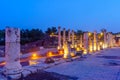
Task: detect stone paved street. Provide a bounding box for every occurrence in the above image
[46,47,120,80]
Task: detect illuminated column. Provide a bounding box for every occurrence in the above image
[109,33,112,47]
[5,28,22,79]
[58,26,62,49]
[63,28,66,46]
[111,34,114,47]
[107,33,110,47]
[63,42,71,59]
[96,32,99,50]
[103,30,107,48]
[72,30,74,48]
[68,29,71,42]
[109,33,113,47]
[112,36,115,47]
[80,35,83,48]
[92,39,94,51]
[83,32,88,54]
[106,33,109,47]
[89,37,93,53]
[68,42,72,58]
[93,31,97,51]
[96,33,99,50]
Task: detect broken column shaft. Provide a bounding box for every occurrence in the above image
[83,32,88,54]
[5,28,22,79]
[58,26,62,49]
[63,28,66,46]
[93,31,97,51]
[71,30,74,48]
[68,29,71,42]
[80,35,83,48]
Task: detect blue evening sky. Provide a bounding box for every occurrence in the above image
[0,0,120,32]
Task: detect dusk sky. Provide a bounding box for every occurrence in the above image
[0,0,120,32]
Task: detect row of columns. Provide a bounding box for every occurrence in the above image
[58,27,75,50]
[4,27,115,79]
[58,27,115,55]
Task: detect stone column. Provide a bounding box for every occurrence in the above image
[71,30,74,48]
[103,30,107,48]
[68,29,71,42]
[83,32,88,54]
[80,35,83,48]
[97,35,100,51]
[63,28,66,46]
[93,31,97,51]
[112,36,115,47]
[63,42,71,59]
[5,28,22,79]
[108,33,113,48]
[58,26,62,49]
[106,33,109,47]
[110,34,114,47]
[107,33,110,47]
[89,37,93,53]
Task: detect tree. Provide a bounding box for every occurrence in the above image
[45,27,57,35]
[76,30,84,39]
[76,30,84,36]
[0,29,5,45]
[20,29,44,44]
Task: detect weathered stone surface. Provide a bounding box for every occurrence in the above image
[6,28,20,43]
[72,30,74,47]
[58,26,62,49]
[93,31,97,51]
[83,32,88,53]
[63,28,66,46]
[22,70,31,77]
[4,28,22,79]
[68,29,71,42]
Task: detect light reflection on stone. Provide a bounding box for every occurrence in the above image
[29,60,39,66]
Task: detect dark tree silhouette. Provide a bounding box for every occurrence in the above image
[45,27,57,35]
[20,29,44,45]
[0,29,5,45]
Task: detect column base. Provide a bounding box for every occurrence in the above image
[4,62,22,79]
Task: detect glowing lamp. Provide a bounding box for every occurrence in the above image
[83,49,87,54]
[57,46,60,50]
[58,49,64,55]
[33,54,37,57]
[71,45,74,48]
[47,51,53,57]
[31,53,39,60]
[100,32,103,36]
[70,52,75,57]
[50,33,54,37]
[76,47,80,51]
[0,62,6,66]
[88,32,92,36]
